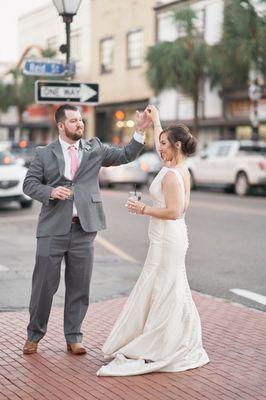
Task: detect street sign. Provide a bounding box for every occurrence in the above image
[23,58,75,77]
[35,81,99,104]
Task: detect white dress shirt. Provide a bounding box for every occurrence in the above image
[59,136,82,217]
[133,131,145,145]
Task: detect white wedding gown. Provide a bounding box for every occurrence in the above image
[97,166,209,376]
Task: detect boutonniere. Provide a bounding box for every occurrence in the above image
[84,143,92,152]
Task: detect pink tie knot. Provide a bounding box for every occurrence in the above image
[68,145,78,180]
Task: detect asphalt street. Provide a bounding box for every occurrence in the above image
[0,186,265,312]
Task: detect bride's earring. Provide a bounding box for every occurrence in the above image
[174,143,181,163]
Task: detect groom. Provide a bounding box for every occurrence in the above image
[23,104,149,355]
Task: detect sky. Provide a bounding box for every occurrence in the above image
[0,0,50,63]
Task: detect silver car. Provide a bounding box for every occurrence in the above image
[99,158,148,188]
[0,151,33,208]
[135,151,162,186]
[186,140,266,196]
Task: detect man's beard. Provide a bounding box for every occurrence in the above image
[64,126,84,141]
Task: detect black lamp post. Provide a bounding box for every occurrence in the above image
[52,0,82,65]
[248,78,262,141]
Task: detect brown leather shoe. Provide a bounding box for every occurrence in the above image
[67,343,87,355]
[23,340,38,355]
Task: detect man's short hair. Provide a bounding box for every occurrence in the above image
[54,104,80,123]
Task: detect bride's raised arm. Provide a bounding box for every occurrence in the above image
[146,105,163,158]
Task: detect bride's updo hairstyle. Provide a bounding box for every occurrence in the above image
[160,123,197,156]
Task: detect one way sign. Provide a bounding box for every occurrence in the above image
[35,81,99,104]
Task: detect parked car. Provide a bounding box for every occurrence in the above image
[0,150,33,208]
[0,141,12,152]
[99,158,148,188]
[135,151,162,186]
[9,141,38,168]
[186,140,266,196]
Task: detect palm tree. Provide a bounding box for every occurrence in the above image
[208,0,266,92]
[0,47,56,139]
[1,69,36,139]
[146,7,209,134]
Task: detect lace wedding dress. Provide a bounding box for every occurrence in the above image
[97,166,209,376]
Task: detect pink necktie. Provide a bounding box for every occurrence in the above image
[68,145,78,180]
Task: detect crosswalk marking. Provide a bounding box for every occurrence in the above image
[230,288,266,306]
[0,264,9,272]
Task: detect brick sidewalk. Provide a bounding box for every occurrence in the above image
[0,292,265,400]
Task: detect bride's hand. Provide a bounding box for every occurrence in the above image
[126,199,146,215]
[146,105,160,125]
[135,109,152,132]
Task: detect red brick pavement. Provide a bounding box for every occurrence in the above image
[0,292,265,400]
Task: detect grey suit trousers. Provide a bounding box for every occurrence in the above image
[27,221,96,343]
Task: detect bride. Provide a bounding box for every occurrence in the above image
[97,105,209,376]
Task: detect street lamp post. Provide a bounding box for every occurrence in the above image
[248,78,262,141]
[52,0,82,66]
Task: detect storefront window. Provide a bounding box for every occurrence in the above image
[100,37,114,73]
[127,30,143,69]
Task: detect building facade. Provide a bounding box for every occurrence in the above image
[90,0,158,146]
[18,1,91,81]
[16,0,92,143]
[14,0,266,147]
[154,0,266,147]
[16,0,158,146]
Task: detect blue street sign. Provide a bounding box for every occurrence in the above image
[23,58,75,77]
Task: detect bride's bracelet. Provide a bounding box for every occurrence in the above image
[140,204,146,214]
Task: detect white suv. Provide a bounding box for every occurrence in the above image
[0,150,32,208]
[186,140,266,196]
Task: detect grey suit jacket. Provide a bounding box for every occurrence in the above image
[23,136,144,237]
